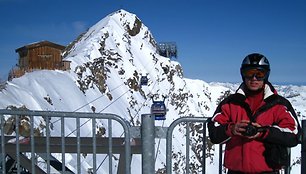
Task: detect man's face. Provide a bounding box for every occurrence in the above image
[241,67,267,91]
[244,77,264,91]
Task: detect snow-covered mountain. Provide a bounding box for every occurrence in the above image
[0,9,305,173]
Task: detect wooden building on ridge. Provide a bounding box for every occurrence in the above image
[9,41,71,80]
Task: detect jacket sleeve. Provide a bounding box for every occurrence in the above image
[207,98,233,144]
[263,98,301,147]
[264,127,299,147]
[207,117,230,144]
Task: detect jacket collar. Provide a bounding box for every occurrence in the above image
[236,82,276,100]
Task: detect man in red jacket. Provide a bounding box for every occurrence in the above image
[208,53,301,174]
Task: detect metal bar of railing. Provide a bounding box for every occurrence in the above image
[46,115,51,174]
[15,115,20,173]
[219,144,223,174]
[76,116,81,173]
[108,118,113,173]
[30,115,35,174]
[61,116,66,173]
[203,122,206,174]
[1,115,6,174]
[92,117,97,174]
[302,120,306,174]
[186,122,190,174]
[285,149,291,174]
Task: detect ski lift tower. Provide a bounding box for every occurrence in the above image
[157,42,178,59]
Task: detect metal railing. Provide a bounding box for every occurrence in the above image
[0,109,133,174]
[0,109,304,174]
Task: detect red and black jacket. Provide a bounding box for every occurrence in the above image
[207,82,301,173]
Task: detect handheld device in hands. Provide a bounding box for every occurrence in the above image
[241,122,268,137]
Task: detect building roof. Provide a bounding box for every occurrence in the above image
[15,40,66,53]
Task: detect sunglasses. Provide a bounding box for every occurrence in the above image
[242,68,268,80]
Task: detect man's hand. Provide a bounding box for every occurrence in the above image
[229,120,249,136]
[229,120,262,139]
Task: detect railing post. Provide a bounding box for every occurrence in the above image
[141,114,155,174]
[302,120,306,174]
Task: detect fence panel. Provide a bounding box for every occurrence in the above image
[0,109,132,174]
[166,117,209,174]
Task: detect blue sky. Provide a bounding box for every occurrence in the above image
[0,0,305,85]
